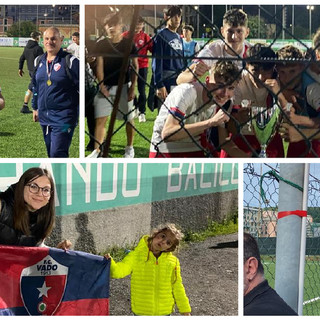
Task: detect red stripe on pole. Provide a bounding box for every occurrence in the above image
[278,210,307,219]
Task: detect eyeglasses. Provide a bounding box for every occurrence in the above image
[26,183,52,197]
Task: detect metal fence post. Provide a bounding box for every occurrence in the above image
[275,163,305,313]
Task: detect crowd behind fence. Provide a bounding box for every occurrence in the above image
[244,163,320,315]
[85,5,320,158]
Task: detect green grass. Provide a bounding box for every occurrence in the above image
[262,255,320,315]
[183,214,238,242]
[0,47,79,158]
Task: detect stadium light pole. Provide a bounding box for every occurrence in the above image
[194,6,199,38]
[211,5,214,23]
[292,5,294,38]
[306,5,314,40]
[52,5,55,26]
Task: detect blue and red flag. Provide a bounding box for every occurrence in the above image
[0,245,110,315]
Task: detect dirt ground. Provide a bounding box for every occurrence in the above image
[108,233,238,316]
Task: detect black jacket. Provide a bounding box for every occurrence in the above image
[0,184,41,246]
[244,280,298,316]
[18,40,44,72]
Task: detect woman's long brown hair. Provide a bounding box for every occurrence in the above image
[13,167,55,242]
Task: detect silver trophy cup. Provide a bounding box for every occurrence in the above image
[251,105,280,158]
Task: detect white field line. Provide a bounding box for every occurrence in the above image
[0,56,18,61]
[303,296,320,305]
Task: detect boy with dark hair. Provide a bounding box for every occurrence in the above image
[225,44,284,157]
[149,60,245,158]
[152,5,184,109]
[89,13,138,158]
[18,31,44,114]
[177,8,250,85]
[276,45,320,157]
[66,31,80,59]
[122,16,152,123]
[182,24,199,66]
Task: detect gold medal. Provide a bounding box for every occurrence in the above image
[47,79,52,86]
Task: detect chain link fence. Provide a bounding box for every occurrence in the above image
[85,5,320,157]
[244,163,320,315]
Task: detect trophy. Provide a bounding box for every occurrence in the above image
[251,105,281,158]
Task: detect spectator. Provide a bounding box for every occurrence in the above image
[18,31,44,114]
[182,25,200,66]
[66,31,80,59]
[88,13,138,158]
[151,5,184,111]
[244,232,297,315]
[32,27,79,158]
[0,167,70,249]
[123,16,152,123]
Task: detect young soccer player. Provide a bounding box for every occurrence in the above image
[149,60,247,158]
[177,8,250,85]
[105,224,191,316]
[225,43,284,157]
[276,45,320,157]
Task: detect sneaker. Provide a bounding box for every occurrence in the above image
[138,113,146,123]
[86,149,100,158]
[124,146,134,158]
[20,105,32,114]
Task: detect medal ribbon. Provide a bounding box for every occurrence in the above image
[46,58,55,86]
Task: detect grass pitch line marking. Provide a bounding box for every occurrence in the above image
[0,56,18,61]
[303,296,320,305]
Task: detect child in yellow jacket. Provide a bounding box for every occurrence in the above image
[105,223,191,316]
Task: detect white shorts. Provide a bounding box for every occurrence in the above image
[94,83,134,121]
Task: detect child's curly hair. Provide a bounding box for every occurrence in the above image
[148,223,184,252]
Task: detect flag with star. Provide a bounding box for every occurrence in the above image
[0,245,110,315]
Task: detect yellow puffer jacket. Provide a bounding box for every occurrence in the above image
[110,235,191,315]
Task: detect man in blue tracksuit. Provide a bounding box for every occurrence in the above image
[32,27,79,158]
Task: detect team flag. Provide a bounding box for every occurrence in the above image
[0,245,110,315]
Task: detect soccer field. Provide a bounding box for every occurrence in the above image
[0,47,79,158]
[262,256,320,315]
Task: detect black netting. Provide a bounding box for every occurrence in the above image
[244,163,320,315]
[85,5,320,158]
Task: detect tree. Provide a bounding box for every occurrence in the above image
[6,21,37,37]
[248,15,267,39]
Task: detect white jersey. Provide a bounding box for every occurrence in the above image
[150,82,218,154]
[66,42,80,59]
[196,39,250,70]
[307,82,320,112]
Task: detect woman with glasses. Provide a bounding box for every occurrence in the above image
[0,167,70,248]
